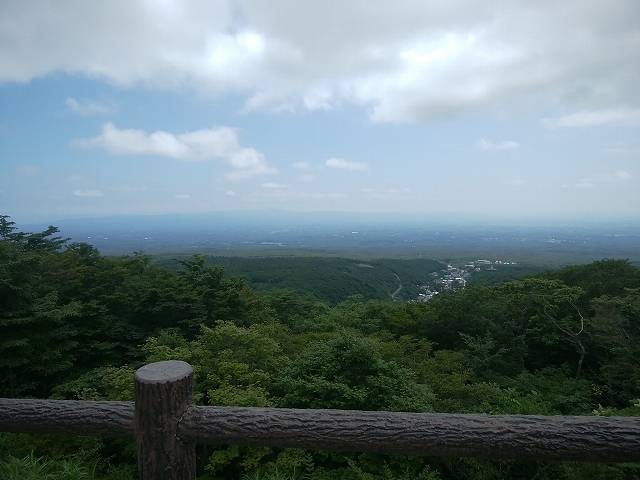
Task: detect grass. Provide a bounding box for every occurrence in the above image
[0,454,135,480]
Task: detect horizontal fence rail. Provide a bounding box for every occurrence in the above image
[0,398,133,437]
[2,360,640,479]
[181,406,640,462]
[1,398,639,463]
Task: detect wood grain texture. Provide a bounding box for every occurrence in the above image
[0,398,133,437]
[2,397,640,463]
[135,360,196,480]
[180,406,640,462]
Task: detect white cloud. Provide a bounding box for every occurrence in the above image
[261,182,288,189]
[73,123,275,180]
[73,189,103,197]
[325,157,368,171]
[174,193,191,199]
[225,190,237,196]
[1,1,638,123]
[476,138,520,152]
[66,97,113,115]
[543,108,640,128]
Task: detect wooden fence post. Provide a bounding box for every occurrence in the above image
[135,360,196,480]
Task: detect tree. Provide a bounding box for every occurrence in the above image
[276,331,434,412]
[0,216,79,396]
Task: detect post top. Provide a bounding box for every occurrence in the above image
[135,360,193,384]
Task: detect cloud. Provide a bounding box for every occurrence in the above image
[73,123,275,180]
[73,189,103,197]
[66,97,113,115]
[325,157,368,171]
[543,108,640,128]
[174,193,191,199]
[1,1,638,123]
[225,190,237,196]
[476,138,520,152]
[261,182,288,189]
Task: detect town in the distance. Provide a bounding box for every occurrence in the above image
[413,259,518,302]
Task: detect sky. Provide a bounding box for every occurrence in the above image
[1,0,639,223]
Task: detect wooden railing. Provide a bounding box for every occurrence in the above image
[1,360,639,479]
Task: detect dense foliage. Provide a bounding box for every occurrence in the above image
[157,255,444,303]
[1,215,639,480]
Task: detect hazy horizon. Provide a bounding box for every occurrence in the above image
[10,210,639,264]
[14,209,640,228]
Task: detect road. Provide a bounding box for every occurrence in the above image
[390,273,403,301]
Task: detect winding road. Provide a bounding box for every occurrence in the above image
[390,273,403,301]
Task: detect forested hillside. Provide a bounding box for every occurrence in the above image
[157,256,444,303]
[1,215,639,480]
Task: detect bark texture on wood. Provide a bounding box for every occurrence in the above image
[135,360,196,480]
[2,395,640,463]
[180,406,640,462]
[0,398,133,437]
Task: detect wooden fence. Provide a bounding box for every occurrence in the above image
[1,360,639,479]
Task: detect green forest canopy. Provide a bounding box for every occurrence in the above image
[156,255,447,303]
[1,216,639,480]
